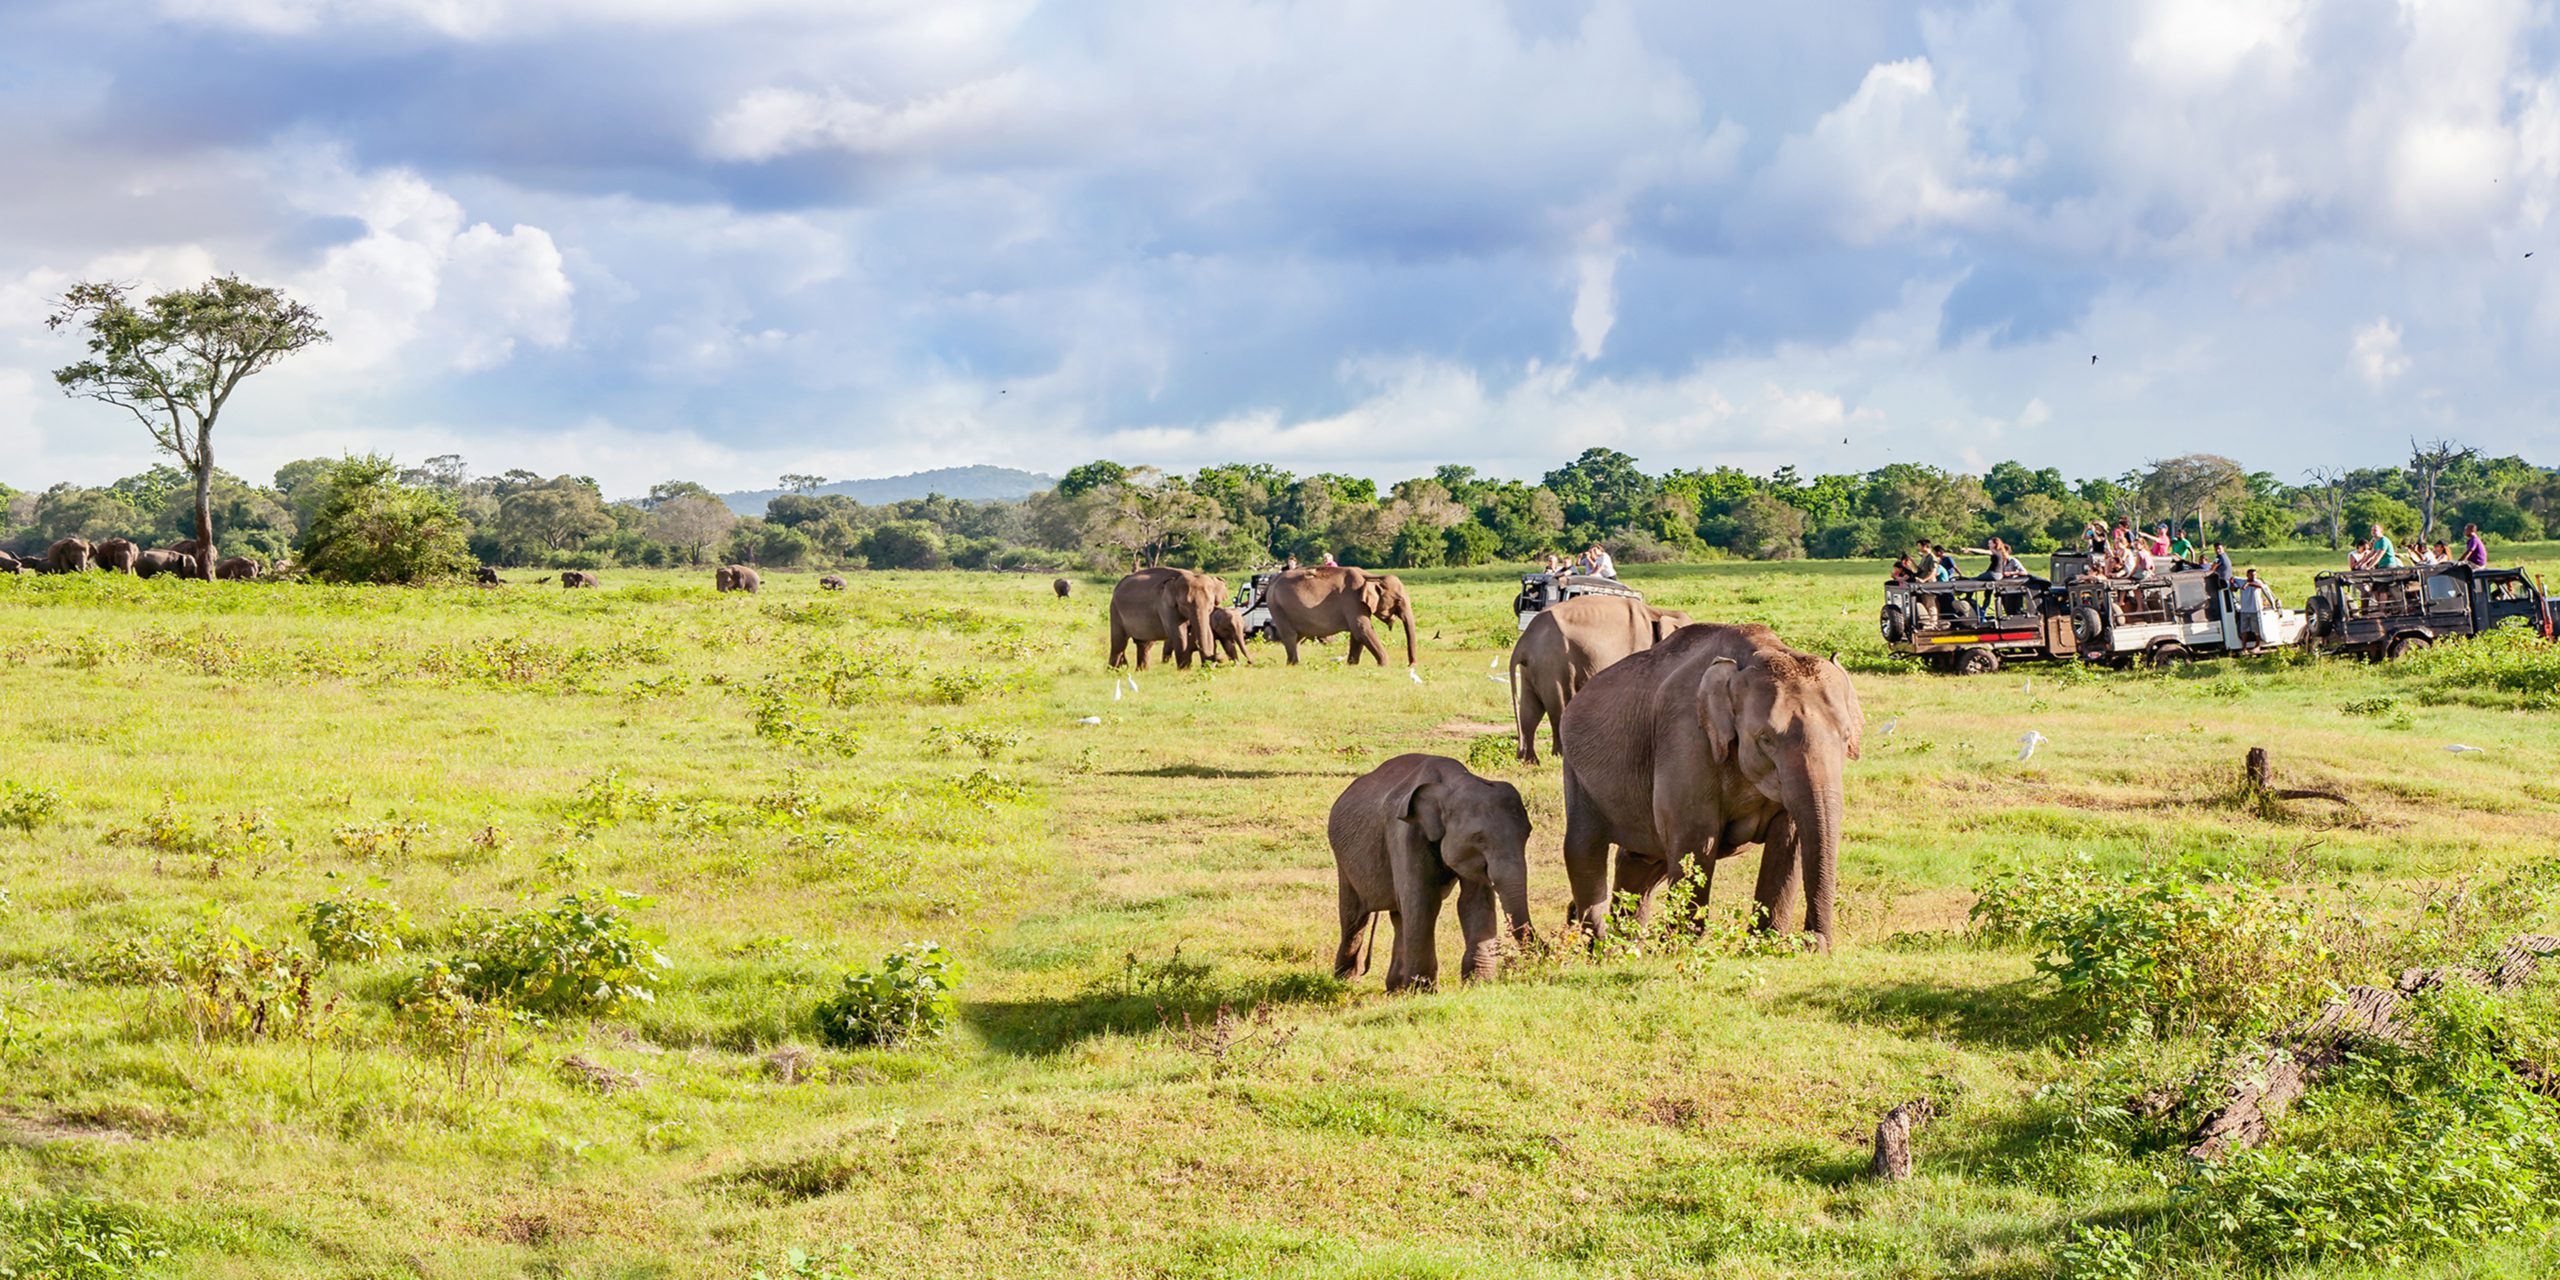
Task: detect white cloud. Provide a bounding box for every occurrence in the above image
[2351,316,2409,390]
[1569,222,1622,362]
[1749,58,2012,244]
[2130,0,2307,89]
[703,76,1032,163]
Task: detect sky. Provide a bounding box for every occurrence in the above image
[1,0,2556,499]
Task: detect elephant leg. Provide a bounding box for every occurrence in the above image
[1752,815,1802,934]
[1133,638,1153,670]
[1347,618,1384,666]
[1109,618,1129,668]
[1335,885,1377,981]
[1379,911,1409,990]
[1277,624,1302,665]
[1560,772,1613,944]
[1456,879,1502,982]
[1389,879,1447,993]
[1616,848,1670,928]
[1672,844,1721,934]
[1513,678,1543,765]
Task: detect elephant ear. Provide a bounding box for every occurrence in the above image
[1388,773,1447,843]
[1697,657,1743,766]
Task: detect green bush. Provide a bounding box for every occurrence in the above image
[813,942,956,1049]
[2397,619,2560,701]
[0,782,60,833]
[0,1197,171,1279]
[295,455,476,585]
[299,892,412,964]
[444,891,668,1016]
[1972,861,2332,1038]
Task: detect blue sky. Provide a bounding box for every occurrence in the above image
[2,0,2556,498]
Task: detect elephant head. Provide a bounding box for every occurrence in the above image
[1649,608,1694,642]
[1698,651,1863,942]
[1387,767,1536,959]
[1361,573,1418,666]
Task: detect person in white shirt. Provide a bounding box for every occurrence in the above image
[1585,544,1617,580]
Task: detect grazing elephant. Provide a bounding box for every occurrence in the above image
[475,566,505,586]
[135,550,198,579]
[820,574,846,591]
[214,556,260,581]
[1263,566,1415,667]
[1108,566,1225,670]
[1558,623,1863,948]
[93,538,140,573]
[1330,753,1537,991]
[715,565,761,593]
[1509,595,1694,764]
[46,538,93,574]
[1052,577,1072,598]
[561,571,600,589]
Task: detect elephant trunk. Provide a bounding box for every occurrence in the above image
[1397,596,1417,666]
[1187,593,1216,666]
[1781,763,1844,949]
[1494,861,1536,953]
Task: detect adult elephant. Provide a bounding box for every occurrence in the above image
[1558,623,1863,948]
[1509,595,1693,764]
[1052,577,1072,598]
[1108,566,1224,669]
[1264,566,1415,667]
[135,550,198,579]
[819,575,846,591]
[214,556,261,581]
[93,538,140,573]
[561,571,600,589]
[716,565,760,592]
[475,566,506,586]
[46,538,93,574]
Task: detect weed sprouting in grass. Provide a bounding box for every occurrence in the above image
[329,817,433,863]
[924,723,1023,759]
[434,891,668,1016]
[566,768,666,823]
[299,888,413,964]
[0,1197,174,1278]
[1463,732,1517,774]
[1161,1001,1297,1079]
[0,781,61,833]
[813,942,956,1049]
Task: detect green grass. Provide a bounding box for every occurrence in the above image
[3,553,2559,1277]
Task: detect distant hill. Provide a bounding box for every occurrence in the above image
[720,466,1055,515]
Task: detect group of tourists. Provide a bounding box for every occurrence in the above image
[2346,522,2489,571]
[1539,545,1618,580]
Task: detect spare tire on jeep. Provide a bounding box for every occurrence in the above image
[1880,604,1908,643]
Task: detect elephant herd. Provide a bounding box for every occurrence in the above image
[1104,564,1417,671]
[1,536,264,581]
[1095,568,1863,992]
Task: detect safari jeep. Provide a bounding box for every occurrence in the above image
[1513,573,1642,631]
[2308,563,2553,659]
[1880,575,2066,674]
[2063,567,2309,666]
[1234,572,1277,640]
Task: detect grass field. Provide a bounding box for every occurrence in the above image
[5,549,2560,1278]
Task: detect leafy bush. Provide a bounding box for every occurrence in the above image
[295,455,477,585]
[1464,733,1517,774]
[2397,618,2560,701]
[0,1197,172,1279]
[299,892,412,964]
[443,892,668,1016]
[813,943,956,1049]
[1972,861,2332,1037]
[0,782,62,833]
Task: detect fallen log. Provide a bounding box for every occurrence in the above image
[2188,934,2560,1161]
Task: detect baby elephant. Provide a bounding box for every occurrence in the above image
[1329,754,1536,991]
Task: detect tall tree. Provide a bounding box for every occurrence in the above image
[779,473,829,495]
[48,276,327,578]
[2141,454,2247,538]
[2405,438,2477,541]
[2303,467,2350,551]
[648,494,737,564]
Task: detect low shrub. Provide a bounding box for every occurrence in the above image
[1464,733,1516,774]
[299,892,413,965]
[442,891,668,1016]
[0,1197,172,1279]
[2396,618,2560,700]
[1971,860,2332,1038]
[0,782,62,833]
[813,943,956,1049]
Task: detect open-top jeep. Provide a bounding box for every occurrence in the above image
[1514,573,1643,630]
[2061,567,2309,666]
[1234,572,1277,641]
[1879,574,2066,674]
[2308,563,2553,659]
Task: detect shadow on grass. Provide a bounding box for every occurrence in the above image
[965,970,1350,1057]
[1776,976,2079,1051]
[1104,764,1357,780]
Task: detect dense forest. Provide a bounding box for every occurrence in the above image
[6,445,2556,577]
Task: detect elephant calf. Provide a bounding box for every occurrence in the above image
[1329,754,1536,991]
[135,550,197,579]
[561,570,600,589]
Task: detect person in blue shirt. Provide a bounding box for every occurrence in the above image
[2210,542,2235,582]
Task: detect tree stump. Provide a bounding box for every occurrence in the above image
[2238,746,2356,822]
[1869,1097,1938,1182]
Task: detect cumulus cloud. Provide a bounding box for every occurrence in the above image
[2351,317,2409,390]
[1746,58,2013,245]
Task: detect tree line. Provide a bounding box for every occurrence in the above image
[8,443,2555,582]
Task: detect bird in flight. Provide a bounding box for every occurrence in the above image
[2090,355,2098,364]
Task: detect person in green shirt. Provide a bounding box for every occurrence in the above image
[2366,524,2399,569]
[2169,530,2194,562]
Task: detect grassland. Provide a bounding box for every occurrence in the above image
[4,548,2560,1278]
